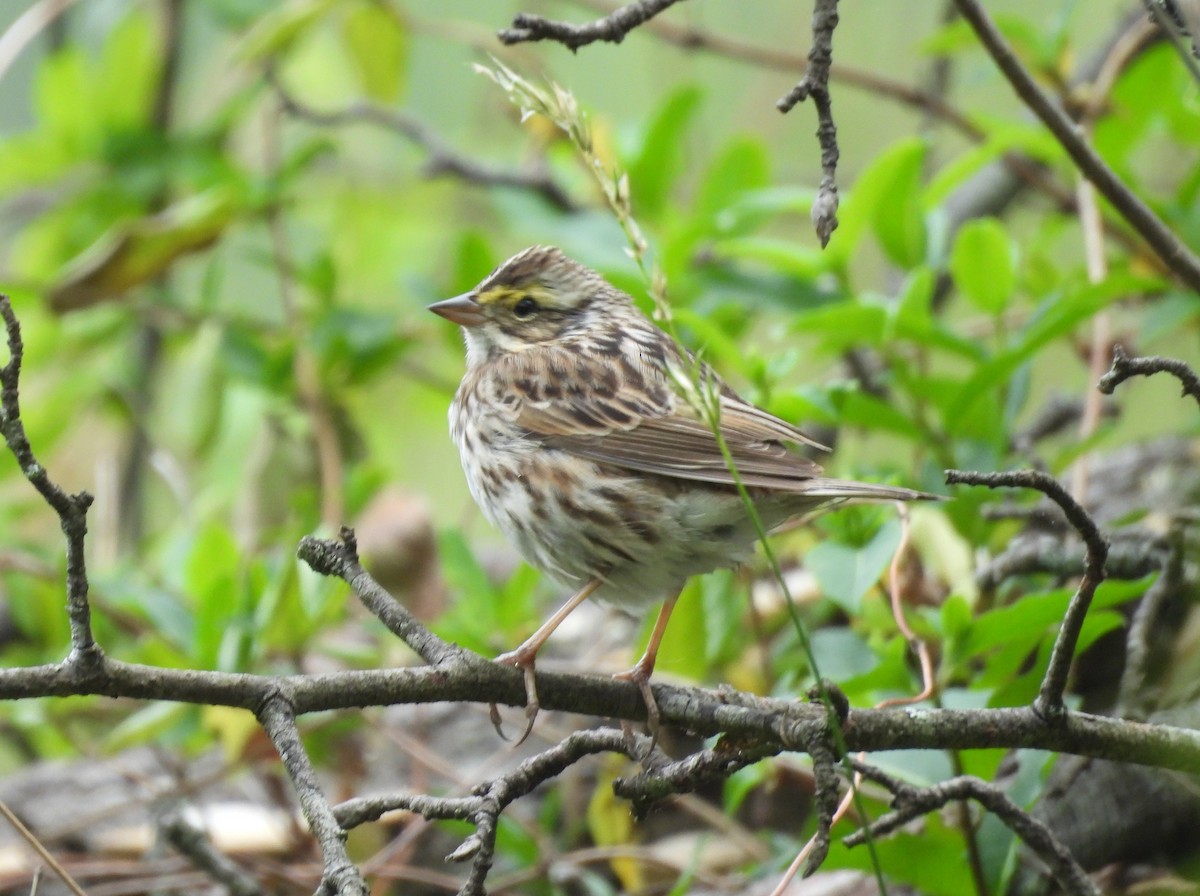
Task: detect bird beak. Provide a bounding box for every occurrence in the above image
[428,294,485,327]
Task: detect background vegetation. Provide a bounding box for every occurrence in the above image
[0,1,1198,894]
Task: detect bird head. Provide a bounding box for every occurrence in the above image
[429,246,623,365]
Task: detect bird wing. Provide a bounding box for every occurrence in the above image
[505,343,831,491]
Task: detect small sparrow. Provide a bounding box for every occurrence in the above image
[431,246,933,740]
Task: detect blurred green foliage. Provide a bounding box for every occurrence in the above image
[0,1,1197,893]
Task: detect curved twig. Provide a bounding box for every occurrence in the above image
[1098,345,1200,408]
[499,0,684,49]
[945,469,1109,720]
[846,760,1100,896]
[267,69,577,212]
[0,298,98,663]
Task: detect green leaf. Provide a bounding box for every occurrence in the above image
[829,137,927,268]
[341,0,408,102]
[694,136,770,221]
[97,11,160,130]
[950,218,1017,314]
[806,519,901,614]
[104,702,192,752]
[810,628,878,681]
[834,390,926,440]
[236,0,338,61]
[625,86,703,218]
[644,578,707,680]
[35,47,101,157]
[873,164,928,268]
[965,578,1148,665]
[47,186,242,312]
[713,236,831,280]
[699,569,745,666]
[947,272,1162,425]
[186,523,242,668]
[312,307,410,385]
[925,122,1061,207]
[790,300,889,351]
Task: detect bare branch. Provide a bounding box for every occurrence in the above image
[157,799,264,896]
[614,737,782,816]
[297,529,469,668]
[976,530,1161,591]
[257,695,369,896]
[267,69,577,213]
[0,797,87,896]
[499,0,685,49]
[776,0,841,247]
[1117,533,1186,716]
[846,761,1100,896]
[0,296,99,663]
[335,729,643,895]
[945,469,1109,720]
[1098,344,1200,407]
[952,0,1200,292]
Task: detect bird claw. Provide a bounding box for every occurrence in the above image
[493,649,541,747]
[613,664,660,760]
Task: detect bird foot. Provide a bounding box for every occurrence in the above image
[613,662,660,759]
[491,648,541,746]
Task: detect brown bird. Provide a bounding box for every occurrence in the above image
[431,246,933,740]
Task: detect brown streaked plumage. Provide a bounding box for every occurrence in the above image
[430,245,934,741]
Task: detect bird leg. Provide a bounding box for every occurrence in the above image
[492,578,602,745]
[613,591,679,752]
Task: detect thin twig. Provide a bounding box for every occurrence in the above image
[499,0,684,49]
[157,799,264,896]
[0,0,78,82]
[945,469,1109,720]
[297,528,465,667]
[613,737,781,815]
[952,0,1200,292]
[1116,533,1184,716]
[975,531,1158,591]
[878,504,935,707]
[775,0,841,247]
[0,297,99,664]
[1098,345,1200,407]
[1070,174,1111,502]
[267,69,576,212]
[846,761,1100,896]
[0,798,87,896]
[335,729,644,896]
[566,0,982,134]
[258,695,369,896]
[1141,0,1200,82]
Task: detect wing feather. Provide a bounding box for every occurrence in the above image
[501,341,831,491]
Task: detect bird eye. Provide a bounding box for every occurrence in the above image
[513,296,540,319]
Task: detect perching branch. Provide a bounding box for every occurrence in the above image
[499,0,685,50]
[1098,344,1200,408]
[846,760,1100,896]
[6,293,1200,893]
[945,469,1109,720]
[776,0,841,247]
[952,0,1200,292]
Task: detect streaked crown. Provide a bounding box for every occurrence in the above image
[451,246,633,363]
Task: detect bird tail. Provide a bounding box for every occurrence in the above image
[800,479,941,503]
